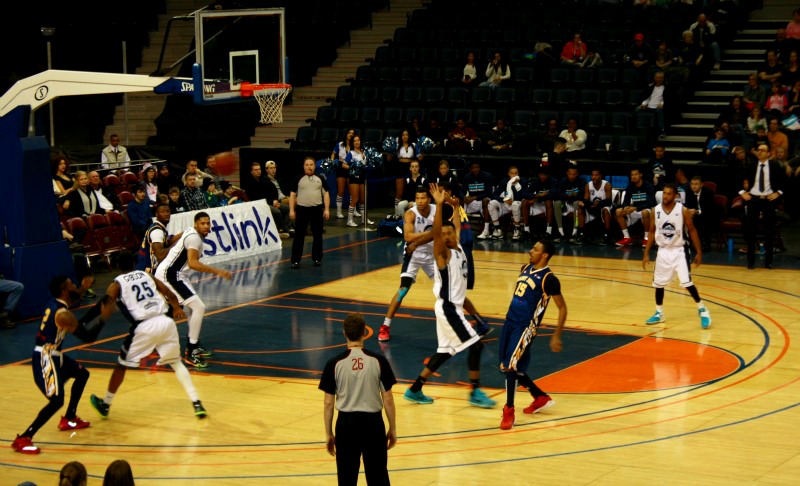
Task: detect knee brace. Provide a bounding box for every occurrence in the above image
[426,352,452,373]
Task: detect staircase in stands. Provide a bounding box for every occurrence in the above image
[248,0,423,149]
[667,18,783,165]
[103,0,206,147]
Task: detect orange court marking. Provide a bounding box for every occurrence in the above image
[537,337,741,393]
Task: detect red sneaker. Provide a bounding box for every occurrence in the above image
[378,325,391,342]
[615,237,633,247]
[523,395,555,414]
[58,415,90,431]
[500,405,515,430]
[12,435,40,455]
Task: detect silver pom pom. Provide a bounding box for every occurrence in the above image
[382,136,398,153]
[417,136,434,153]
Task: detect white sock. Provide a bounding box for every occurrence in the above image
[483,222,490,232]
[336,196,343,210]
[524,225,530,232]
[104,391,116,405]
[644,231,649,239]
[697,301,706,310]
[622,229,630,238]
[572,227,578,236]
[383,317,392,327]
[170,360,199,402]
[546,227,552,234]
[656,305,664,314]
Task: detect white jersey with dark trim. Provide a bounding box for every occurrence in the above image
[404,204,436,259]
[155,227,204,282]
[654,202,686,249]
[115,270,169,323]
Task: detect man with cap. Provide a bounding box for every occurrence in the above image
[219,181,243,206]
[265,160,293,234]
[127,183,154,240]
[627,33,654,78]
[157,163,182,195]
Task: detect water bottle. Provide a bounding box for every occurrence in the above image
[541,153,549,167]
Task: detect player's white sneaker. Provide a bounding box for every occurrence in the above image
[477,229,491,240]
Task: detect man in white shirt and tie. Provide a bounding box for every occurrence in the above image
[740,143,785,269]
[101,134,131,170]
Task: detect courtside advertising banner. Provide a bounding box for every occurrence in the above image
[166,201,282,264]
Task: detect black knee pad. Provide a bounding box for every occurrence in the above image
[426,352,451,373]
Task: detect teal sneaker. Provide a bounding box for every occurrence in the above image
[699,308,711,329]
[90,394,109,419]
[403,388,434,404]
[468,388,496,408]
[645,311,665,325]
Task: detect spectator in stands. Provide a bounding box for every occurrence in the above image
[241,161,291,237]
[786,79,800,117]
[486,118,514,154]
[538,118,560,154]
[219,181,242,206]
[690,13,721,70]
[627,33,654,77]
[782,50,800,88]
[389,129,421,214]
[104,459,135,486]
[726,146,753,198]
[180,173,208,211]
[677,30,704,85]
[447,118,477,153]
[637,70,669,138]
[432,159,459,196]
[408,117,423,141]
[141,164,159,204]
[462,50,479,88]
[202,179,222,208]
[463,161,495,239]
[674,168,691,202]
[266,160,290,205]
[654,41,677,81]
[554,164,586,243]
[395,160,427,217]
[0,275,24,329]
[578,49,603,68]
[182,159,209,189]
[423,118,447,152]
[766,80,789,118]
[786,8,800,43]
[331,128,355,219]
[52,156,75,202]
[156,163,181,195]
[101,133,131,171]
[684,175,716,251]
[614,167,656,247]
[127,184,153,239]
[647,144,674,190]
[167,186,187,214]
[561,32,588,66]
[705,126,731,164]
[759,50,783,86]
[479,50,510,89]
[558,118,587,155]
[767,117,789,156]
[746,105,768,139]
[88,171,120,212]
[718,95,749,132]
[203,154,226,189]
[743,72,768,112]
[768,28,794,63]
[65,171,103,218]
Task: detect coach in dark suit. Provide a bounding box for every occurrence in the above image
[684,175,717,251]
[740,143,785,269]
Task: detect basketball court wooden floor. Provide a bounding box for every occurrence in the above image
[2,232,800,485]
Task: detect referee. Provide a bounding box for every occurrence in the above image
[289,156,330,269]
[319,313,397,486]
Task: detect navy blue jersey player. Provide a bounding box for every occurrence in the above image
[498,240,567,430]
[12,274,106,454]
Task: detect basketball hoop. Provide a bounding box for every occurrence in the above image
[241,82,292,124]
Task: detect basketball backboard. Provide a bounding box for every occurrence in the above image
[194,8,286,104]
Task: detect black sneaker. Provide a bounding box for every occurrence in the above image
[313,260,321,267]
[194,344,214,358]
[291,262,300,269]
[90,394,109,418]
[184,350,209,369]
[193,400,207,418]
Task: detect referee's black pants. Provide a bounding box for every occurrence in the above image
[291,204,324,264]
[335,411,389,486]
[745,197,778,267]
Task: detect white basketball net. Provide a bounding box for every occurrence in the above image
[254,86,292,124]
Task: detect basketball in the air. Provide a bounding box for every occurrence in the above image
[213,151,239,175]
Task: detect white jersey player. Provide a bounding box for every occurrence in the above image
[402,184,496,409]
[154,211,232,368]
[642,184,712,329]
[89,250,208,419]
